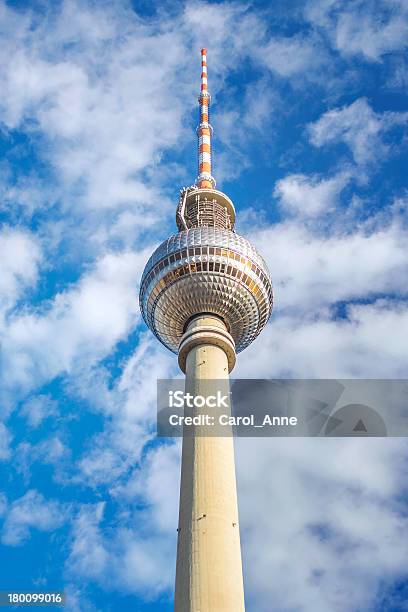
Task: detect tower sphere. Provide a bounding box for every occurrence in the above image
[139,187,273,355]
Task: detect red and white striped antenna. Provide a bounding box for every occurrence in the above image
[196,48,216,189]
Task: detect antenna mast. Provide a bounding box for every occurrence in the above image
[196,48,216,189]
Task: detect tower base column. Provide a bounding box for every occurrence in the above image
[174,315,245,612]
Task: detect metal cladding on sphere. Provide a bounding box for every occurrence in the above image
[139,49,273,358]
[139,224,272,354]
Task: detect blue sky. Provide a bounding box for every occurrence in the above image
[0,0,408,610]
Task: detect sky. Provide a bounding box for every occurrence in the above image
[0,0,408,610]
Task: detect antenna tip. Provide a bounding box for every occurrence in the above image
[201,48,207,55]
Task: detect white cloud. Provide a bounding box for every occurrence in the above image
[335,11,408,61]
[236,436,408,612]
[15,437,69,484]
[274,172,350,217]
[67,495,177,598]
[238,300,408,379]
[63,584,98,612]
[213,79,279,182]
[0,0,270,232]
[0,228,41,315]
[387,58,408,90]
[115,531,175,597]
[0,170,58,220]
[0,1,187,215]
[1,489,66,546]
[254,33,326,77]
[235,195,408,379]
[0,492,7,517]
[112,442,181,533]
[73,333,175,488]
[232,208,408,605]
[308,97,408,165]
[67,502,109,580]
[183,2,263,65]
[20,395,58,428]
[250,209,408,317]
[189,7,326,82]
[305,0,408,61]
[233,185,408,608]
[0,248,148,394]
[0,0,327,241]
[0,423,11,460]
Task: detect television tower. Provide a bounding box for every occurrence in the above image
[139,49,273,612]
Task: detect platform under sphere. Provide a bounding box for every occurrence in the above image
[139,227,273,354]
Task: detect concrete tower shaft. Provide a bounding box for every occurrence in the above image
[175,315,245,612]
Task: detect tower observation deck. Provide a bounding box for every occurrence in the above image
[139,49,273,611]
